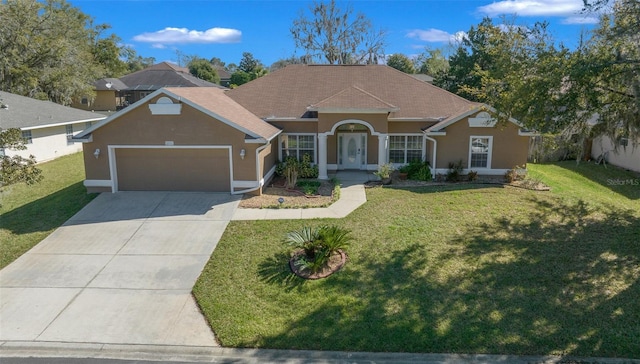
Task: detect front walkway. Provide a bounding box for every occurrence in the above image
[231,171,374,220]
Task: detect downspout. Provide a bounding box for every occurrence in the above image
[424,134,437,180]
[231,142,271,195]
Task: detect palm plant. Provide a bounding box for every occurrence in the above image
[285,225,352,274]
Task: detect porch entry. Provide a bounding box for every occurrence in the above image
[339,133,367,170]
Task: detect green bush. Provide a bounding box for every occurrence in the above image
[285,225,352,274]
[446,160,464,182]
[400,159,432,181]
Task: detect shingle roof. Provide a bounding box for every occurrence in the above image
[0,91,106,129]
[308,86,398,112]
[119,62,226,90]
[94,78,127,91]
[226,64,476,120]
[75,88,280,142]
[165,87,280,140]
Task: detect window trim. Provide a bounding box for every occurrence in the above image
[22,130,33,144]
[468,136,493,170]
[66,124,74,143]
[388,134,425,165]
[279,133,317,163]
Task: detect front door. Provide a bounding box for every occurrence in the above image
[341,133,367,170]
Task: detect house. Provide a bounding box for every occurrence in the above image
[72,62,225,112]
[591,135,640,173]
[0,91,106,162]
[73,78,128,112]
[74,64,534,194]
[215,67,232,88]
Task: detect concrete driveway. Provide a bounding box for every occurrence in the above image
[0,192,239,346]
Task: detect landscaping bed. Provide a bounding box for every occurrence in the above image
[238,177,338,209]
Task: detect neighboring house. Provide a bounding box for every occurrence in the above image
[0,91,106,162]
[72,62,225,112]
[591,135,640,173]
[71,78,128,112]
[215,67,232,88]
[74,64,534,194]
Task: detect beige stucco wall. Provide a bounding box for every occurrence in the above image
[72,91,117,111]
[432,115,529,170]
[83,94,263,191]
[318,113,388,134]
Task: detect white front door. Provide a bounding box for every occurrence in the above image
[341,133,366,170]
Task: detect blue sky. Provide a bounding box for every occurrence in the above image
[69,0,601,68]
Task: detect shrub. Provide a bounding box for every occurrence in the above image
[286,225,352,274]
[505,165,526,183]
[299,154,319,178]
[374,163,395,180]
[296,180,321,195]
[446,160,464,182]
[467,170,478,181]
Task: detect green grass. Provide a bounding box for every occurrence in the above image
[0,152,97,269]
[194,161,640,357]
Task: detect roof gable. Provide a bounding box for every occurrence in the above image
[75,87,280,142]
[0,91,106,129]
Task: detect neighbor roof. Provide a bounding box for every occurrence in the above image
[226,64,477,120]
[0,91,106,130]
[119,62,226,91]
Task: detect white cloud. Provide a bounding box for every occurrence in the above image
[407,28,466,43]
[477,0,584,17]
[562,16,599,24]
[133,27,241,45]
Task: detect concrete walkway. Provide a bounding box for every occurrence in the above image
[232,171,373,220]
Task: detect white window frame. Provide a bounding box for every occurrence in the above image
[279,133,317,163]
[66,124,74,143]
[388,134,425,165]
[468,136,493,170]
[22,130,33,144]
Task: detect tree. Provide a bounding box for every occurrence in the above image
[574,0,640,146]
[230,52,268,87]
[188,58,220,84]
[209,57,226,69]
[270,55,306,72]
[290,0,386,64]
[92,33,129,78]
[416,48,450,78]
[0,128,43,188]
[386,54,415,74]
[0,0,107,105]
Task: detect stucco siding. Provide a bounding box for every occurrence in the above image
[433,116,528,171]
[6,124,86,163]
[591,136,640,173]
[82,97,259,190]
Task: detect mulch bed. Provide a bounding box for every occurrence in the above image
[238,177,336,209]
[289,249,347,280]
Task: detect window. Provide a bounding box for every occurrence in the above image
[389,135,423,164]
[66,124,74,142]
[281,134,315,163]
[618,137,629,147]
[22,130,32,144]
[469,136,492,168]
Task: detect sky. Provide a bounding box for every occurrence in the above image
[68,0,603,68]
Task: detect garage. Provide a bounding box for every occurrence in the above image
[115,147,231,192]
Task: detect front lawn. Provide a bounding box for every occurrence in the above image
[0,152,96,269]
[194,161,640,357]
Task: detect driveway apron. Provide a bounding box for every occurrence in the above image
[0,192,239,346]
